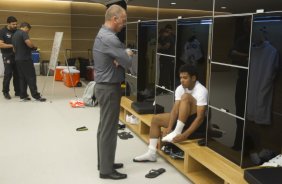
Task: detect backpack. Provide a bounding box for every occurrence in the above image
[82,81,98,107]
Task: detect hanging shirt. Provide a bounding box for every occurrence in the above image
[247,41,279,125]
[129,53,138,76]
[180,39,203,65]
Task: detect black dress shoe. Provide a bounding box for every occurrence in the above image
[100,170,127,180]
[3,93,11,100]
[35,97,47,102]
[113,163,123,169]
[98,163,124,170]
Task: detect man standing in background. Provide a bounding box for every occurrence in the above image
[93,5,133,180]
[12,22,46,102]
[0,16,20,99]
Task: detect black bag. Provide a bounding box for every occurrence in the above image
[131,101,164,114]
[244,167,282,184]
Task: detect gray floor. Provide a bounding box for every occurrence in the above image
[0,76,192,184]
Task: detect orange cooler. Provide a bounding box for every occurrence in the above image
[55,66,76,81]
[63,68,80,87]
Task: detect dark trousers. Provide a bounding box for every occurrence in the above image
[16,59,40,99]
[95,83,121,175]
[172,114,207,139]
[2,55,20,94]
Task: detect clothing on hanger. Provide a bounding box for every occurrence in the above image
[247,41,279,125]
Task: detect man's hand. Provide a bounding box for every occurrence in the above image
[113,60,119,67]
[162,128,172,137]
[172,134,187,143]
[126,48,134,57]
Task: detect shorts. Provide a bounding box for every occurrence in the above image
[172,114,207,139]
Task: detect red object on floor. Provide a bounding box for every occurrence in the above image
[69,99,85,108]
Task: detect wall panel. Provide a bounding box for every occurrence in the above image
[0,0,71,62]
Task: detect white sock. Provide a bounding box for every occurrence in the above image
[162,120,185,142]
[162,132,177,142]
[134,139,158,162]
[148,138,158,154]
[173,120,185,134]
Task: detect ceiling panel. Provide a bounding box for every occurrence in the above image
[63,0,282,14]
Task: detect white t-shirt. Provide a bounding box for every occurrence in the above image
[175,81,208,106]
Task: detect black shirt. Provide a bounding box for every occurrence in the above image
[158,34,175,55]
[0,26,16,56]
[12,29,32,61]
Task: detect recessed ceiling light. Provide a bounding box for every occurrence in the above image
[171,2,176,5]
[221,6,227,9]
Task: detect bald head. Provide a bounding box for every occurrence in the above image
[104,4,127,33]
[105,5,126,21]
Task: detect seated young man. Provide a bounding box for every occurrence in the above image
[133,64,208,162]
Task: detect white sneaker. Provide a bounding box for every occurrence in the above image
[133,151,157,162]
[130,115,139,124]
[126,114,132,123]
[162,132,178,142]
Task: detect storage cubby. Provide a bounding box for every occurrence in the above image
[208,13,282,168]
[119,96,247,184]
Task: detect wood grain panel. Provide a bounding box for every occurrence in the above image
[0,0,71,61]
[0,0,71,13]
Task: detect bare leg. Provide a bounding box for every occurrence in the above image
[178,93,197,122]
[162,94,197,142]
[150,113,170,138]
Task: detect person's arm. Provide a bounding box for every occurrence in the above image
[22,31,37,49]
[0,40,13,49]
[24,39,36,49]
[0,30,12,49]
[102,34,132,69]
[173,105,206,143]
[162,100,180,136]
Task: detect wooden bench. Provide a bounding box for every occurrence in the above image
[119,96,247,184]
